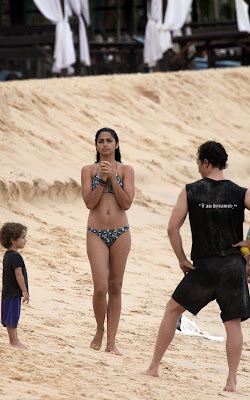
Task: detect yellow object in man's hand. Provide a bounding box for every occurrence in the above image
[240,246,250,255]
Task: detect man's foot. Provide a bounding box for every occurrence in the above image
[10,341,28,349]
[224,378,237,392]
[90,329,104,350]
[142,367,159,378]
[105,342,122,356]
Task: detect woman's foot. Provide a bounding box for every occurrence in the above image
[224,377,237,392]
[10,341,28,349]
[105,342,122,355]
[90,329,104,350]
[142,367,159,377]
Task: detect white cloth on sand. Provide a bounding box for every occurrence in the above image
[176,314,224,342]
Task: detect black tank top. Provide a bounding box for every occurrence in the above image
[186,178,247,260]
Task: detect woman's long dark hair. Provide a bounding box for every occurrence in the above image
[95,127,121,162]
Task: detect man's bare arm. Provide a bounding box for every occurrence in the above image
[232,189,250,249]
[168,188,195,275]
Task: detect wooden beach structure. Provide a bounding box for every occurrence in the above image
[168,20,250,71]
[0,0,249,79]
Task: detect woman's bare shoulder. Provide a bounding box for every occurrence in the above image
[118,162,134,172]
[81,163,97,174]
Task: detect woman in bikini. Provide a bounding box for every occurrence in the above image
[81,127,134,355]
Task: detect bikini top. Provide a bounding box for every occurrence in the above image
[92,162,123,193]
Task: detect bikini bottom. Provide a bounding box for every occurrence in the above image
[87,225,129,247]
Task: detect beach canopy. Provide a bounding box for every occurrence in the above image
[159,0,193,55]
[33,0,90,74]
[66,0,91,67]
[235,0,250,33]
[144,0,193,68]
[143,0,163,68]
[144,0,250,68]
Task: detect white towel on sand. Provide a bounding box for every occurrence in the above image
[176,314,224,342]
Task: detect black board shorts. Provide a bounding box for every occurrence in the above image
[172,255,250,322]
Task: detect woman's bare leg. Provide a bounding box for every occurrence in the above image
[106,230,131,355]
[87,231,109,350]
[223,319,243,392]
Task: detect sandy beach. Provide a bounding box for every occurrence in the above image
[0,67,250,400]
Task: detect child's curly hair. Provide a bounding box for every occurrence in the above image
[0,222,27,249]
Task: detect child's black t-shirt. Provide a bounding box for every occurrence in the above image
[2,250,28,298]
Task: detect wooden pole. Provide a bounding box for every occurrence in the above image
[89,0,94,40]
[132,0,137,36]
[231,0,236,20]
[117,0,121,40]
[196,0,201,23]
[214,0,218,20]
[60,0,65,16]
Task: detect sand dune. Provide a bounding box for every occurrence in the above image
[0,67,250,400]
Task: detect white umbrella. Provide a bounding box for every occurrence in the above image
[143,0,163,68]
[80,0,90,26]
[144,0,193,68]
[159,0,193,54]
[66,0,91,66]
[33,0,76,73]
[235,0,250,33]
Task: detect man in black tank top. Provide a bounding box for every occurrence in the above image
[144,141,250,392]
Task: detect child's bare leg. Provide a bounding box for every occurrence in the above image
[7,326,27,349]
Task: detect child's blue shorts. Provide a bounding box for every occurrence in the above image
[1,297,21,328]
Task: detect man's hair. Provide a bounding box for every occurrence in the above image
[197,141,228,170]
[0,222,27,249]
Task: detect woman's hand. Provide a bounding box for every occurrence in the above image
[99,161,114,180]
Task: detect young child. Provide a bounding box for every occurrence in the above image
[0,222,29,348]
